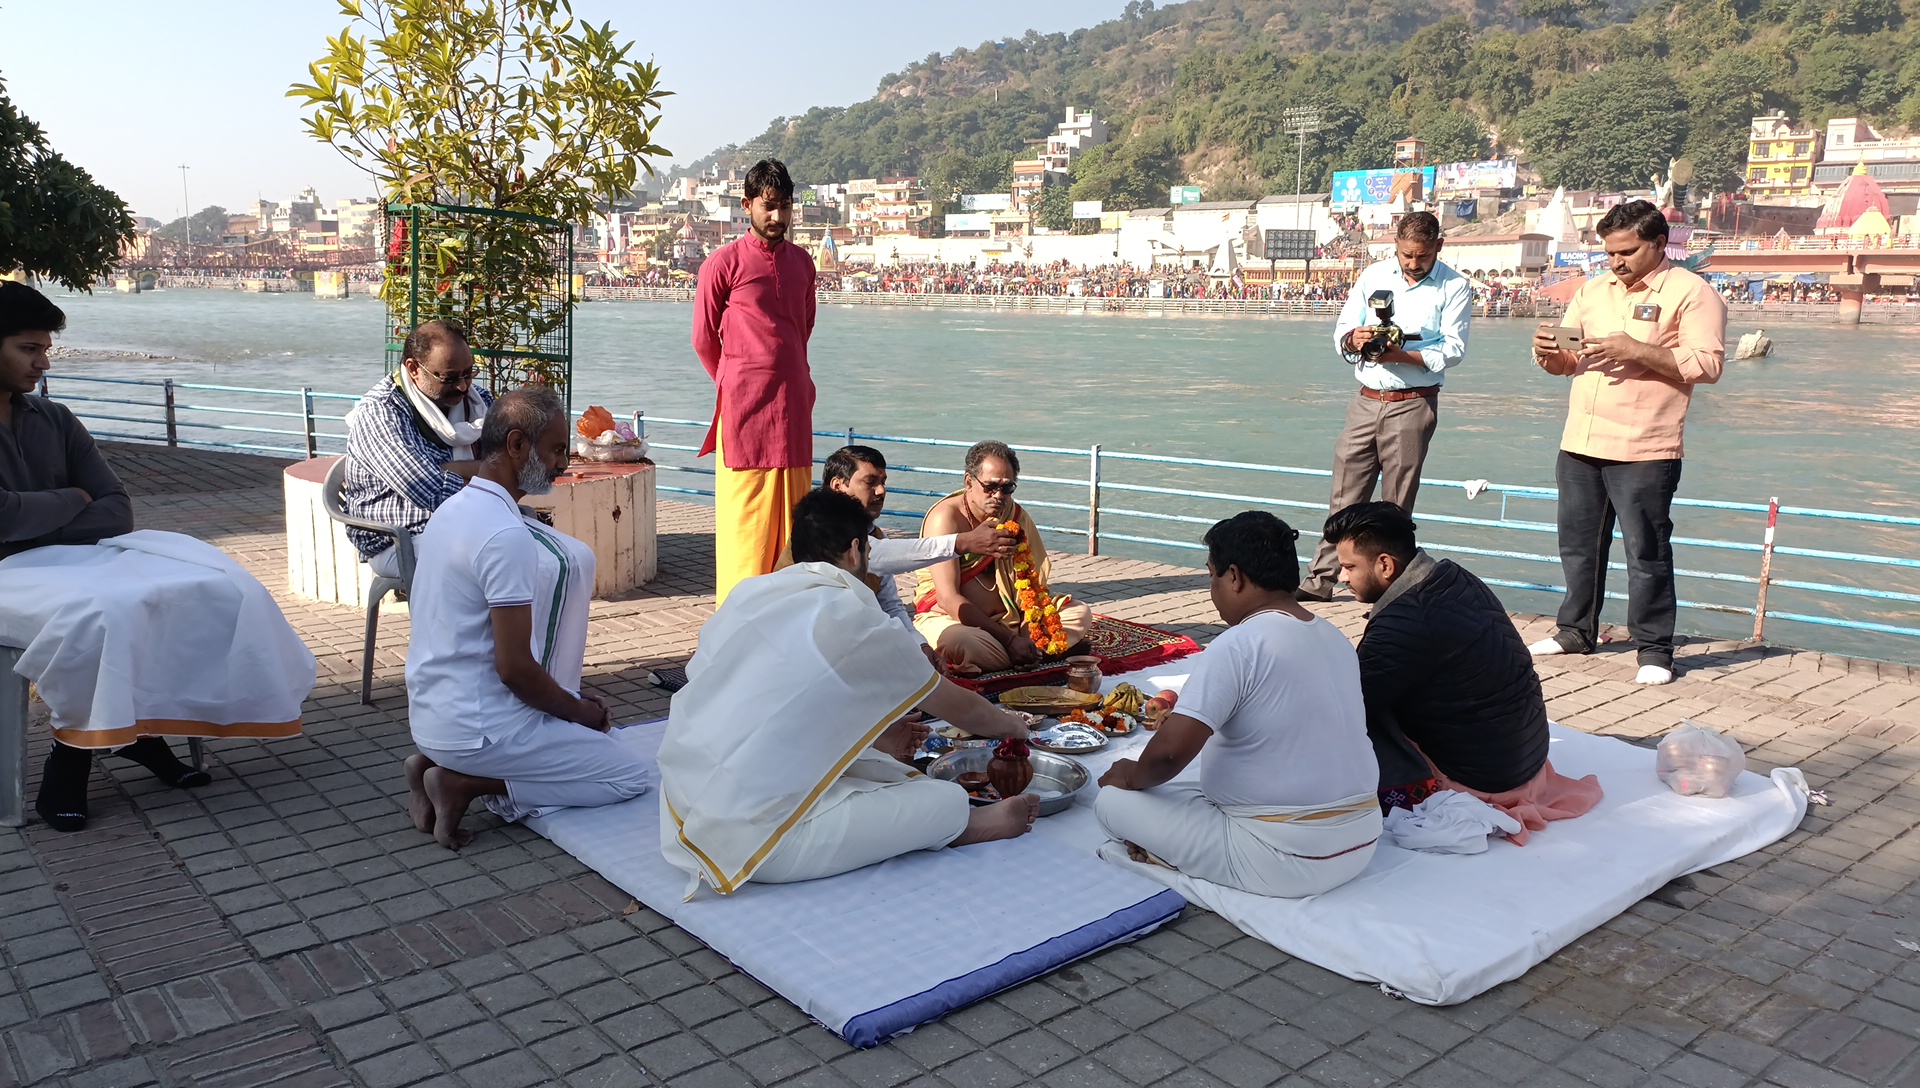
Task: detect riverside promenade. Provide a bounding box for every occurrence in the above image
[4,442,1918,1088]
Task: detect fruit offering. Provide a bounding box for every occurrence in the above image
[1000,520,1072,656]
[1142,690,1179,730]
[987,736,1034,798]
[1100,683,1145,716]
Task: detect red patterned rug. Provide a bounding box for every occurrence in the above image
[954,614,1202,695]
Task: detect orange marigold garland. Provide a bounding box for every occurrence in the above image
[999,520,1071,655]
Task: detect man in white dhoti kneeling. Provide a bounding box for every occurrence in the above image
[1096,512,1382,898]
[403,389,652,849]
[659,489,1038,894]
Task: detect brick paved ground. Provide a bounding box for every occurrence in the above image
[3,443,1917,1088]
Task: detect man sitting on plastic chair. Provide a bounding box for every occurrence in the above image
[341,320,493,579]
[0,283,316,831]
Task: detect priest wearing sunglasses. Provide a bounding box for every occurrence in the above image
[911,441,1092,675]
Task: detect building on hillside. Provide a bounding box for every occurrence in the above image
[222,214,261,244]
[872,177,933,237]
[1394,137,1427,166]
[1746,112,1823,199]
[1041,108,1108,173]
[1816,118,1920,196]
[1010,159,1065,219]
[336,198,383,247]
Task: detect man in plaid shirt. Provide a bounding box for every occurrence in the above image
[343,322,493,577]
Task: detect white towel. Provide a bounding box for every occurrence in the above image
[396,369,485,459]
[1381,790,1523,854]
[0,531,315,746]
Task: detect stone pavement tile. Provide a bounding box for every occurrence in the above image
[11,447,1920,1088]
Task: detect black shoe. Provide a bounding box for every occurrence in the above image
[34,743,94,832]
[116,736,212,788]
[1293,584,1334,603]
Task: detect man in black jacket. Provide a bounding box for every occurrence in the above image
[1324,503,1600,839]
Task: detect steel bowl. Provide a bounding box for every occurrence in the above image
[925,747,1090,816]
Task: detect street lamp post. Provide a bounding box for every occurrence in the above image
[1281,106,1323,291]
[177,164,192,261]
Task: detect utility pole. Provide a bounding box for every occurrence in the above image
[177,164,193,260]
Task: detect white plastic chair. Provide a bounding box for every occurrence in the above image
[318,457,415,705]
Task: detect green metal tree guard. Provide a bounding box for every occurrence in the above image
[382,202,574,412]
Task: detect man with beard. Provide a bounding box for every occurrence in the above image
[694,159,818,605]
[402,389,652,849]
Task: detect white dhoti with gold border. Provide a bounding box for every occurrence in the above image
[1095,786,1381,899]
[658,562,948,894]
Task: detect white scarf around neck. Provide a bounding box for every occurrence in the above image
[398,369,486,460]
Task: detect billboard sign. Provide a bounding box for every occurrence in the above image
[1553,251,1607,269]
[1072,200,1104,219]
[1169,185,1204,205]
[944,213,992,234]
[1330,167,1438,210]
[958,193,1011,212]
[1433,159,1518,193]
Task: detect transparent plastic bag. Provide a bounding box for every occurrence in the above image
[570,433,651,463]
[1655,721,1746,799]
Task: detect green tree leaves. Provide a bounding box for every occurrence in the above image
[0,76,134,291]
[287,0,670,226]
[1518,64,1688,190]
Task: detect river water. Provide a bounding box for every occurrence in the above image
[43,289,1920,663]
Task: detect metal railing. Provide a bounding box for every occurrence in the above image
[634,414,1920,651]
[37,374,356,459]
[37,375,1920,656]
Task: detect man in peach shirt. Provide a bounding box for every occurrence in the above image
[1529,200,1726,686]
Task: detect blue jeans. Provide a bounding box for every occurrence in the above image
[1550,451,1683,668]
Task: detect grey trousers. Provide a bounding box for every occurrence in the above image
[1302,390,1439,594]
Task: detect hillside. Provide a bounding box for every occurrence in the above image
[686,0,1920,207]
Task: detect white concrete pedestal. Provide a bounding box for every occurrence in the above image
[523,462,658,595]
[283,456,657,606]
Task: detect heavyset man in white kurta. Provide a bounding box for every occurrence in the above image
[659,489,1039,894]
[1097,511,1382,898]
[404,389,653,849]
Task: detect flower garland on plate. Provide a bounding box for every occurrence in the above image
[998,520,1071,655]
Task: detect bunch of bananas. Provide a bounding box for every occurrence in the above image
[1100,683,1145,715]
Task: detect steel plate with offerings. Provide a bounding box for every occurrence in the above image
[999,686,1101,715]
[1060,707,1139,737]
[926,748,1091,816]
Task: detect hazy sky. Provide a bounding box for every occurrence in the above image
[1,0,1125,221]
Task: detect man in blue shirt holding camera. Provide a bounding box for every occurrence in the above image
[1297,211,1473,602]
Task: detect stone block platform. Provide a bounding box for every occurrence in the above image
[2,443,1917,1088]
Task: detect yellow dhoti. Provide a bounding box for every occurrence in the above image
[713,427,810,607]
[714,465,808,606]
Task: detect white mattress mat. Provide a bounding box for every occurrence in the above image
[523,722,1185,1046]
[1038,668,1811,1005]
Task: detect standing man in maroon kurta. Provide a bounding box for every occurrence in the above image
[693,159,818,605]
